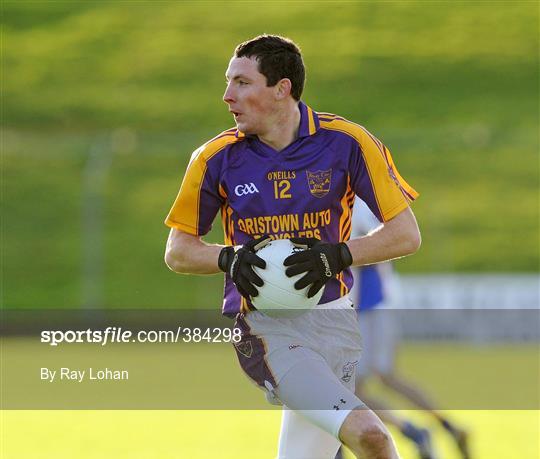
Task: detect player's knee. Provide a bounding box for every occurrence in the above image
[340,410,394,459]
[357,425,392,458]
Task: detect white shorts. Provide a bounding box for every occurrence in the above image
[233,296,365,442]
[356,306,399,377]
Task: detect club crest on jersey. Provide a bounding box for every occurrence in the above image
[234,340,253,358]
[341,360,358,383]
[306,169,332,198]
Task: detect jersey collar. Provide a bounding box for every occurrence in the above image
[297,101,320,138]
[235,101,320,139]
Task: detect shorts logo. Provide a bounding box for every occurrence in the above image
[234,183,259,196]
[306,169,332,198]
[288,344,302,350]
[333,398,347,410]
[341,360,358,383]
[234,340,253,358]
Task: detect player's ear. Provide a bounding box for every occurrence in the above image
[275,78,292,100]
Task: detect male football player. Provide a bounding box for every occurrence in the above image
[336,199,470,459]
[164,34,421,459]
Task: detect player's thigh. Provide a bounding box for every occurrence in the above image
[275,353,366,438]
[277,409,341,459]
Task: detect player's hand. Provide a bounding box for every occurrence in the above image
[283,237,353,298]
[218,236,272,298]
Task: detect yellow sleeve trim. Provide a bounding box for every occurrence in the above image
[164,130,241,235]
[164,219,198,234]
[381,200,410,222]
[320,118,418,221]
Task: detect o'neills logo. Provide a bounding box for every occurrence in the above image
[306,169,332,198]
[320,253,332,277]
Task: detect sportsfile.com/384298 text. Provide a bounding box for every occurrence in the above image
[40,326,242,346]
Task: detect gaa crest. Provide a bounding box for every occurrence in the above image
[306,169,332,198]
[234,340,253,358]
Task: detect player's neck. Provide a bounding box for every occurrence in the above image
[257,102,301,152]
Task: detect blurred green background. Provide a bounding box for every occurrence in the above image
[2,2,538,309]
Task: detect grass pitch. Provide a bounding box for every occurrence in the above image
[3,2,539,309]
[1,410,538,459]
[1,340,538,458]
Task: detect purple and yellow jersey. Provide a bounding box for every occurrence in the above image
[165,101,418,316]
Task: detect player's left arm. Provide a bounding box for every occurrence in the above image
[346,206,420,267]
[283,208,419,298]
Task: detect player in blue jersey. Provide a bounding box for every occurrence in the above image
[335,198,471,459]
[164,34,421,459]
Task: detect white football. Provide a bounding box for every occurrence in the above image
[251,238,324,318]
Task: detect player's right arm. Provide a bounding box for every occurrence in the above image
[163,133,268,297]
[164,228,269,298]
[164,229,223,274]
[163,134,235,275]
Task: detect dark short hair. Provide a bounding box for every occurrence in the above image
[235,34,305,101]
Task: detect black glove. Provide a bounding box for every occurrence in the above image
[218,236,271,298]
[283,237,353,298]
